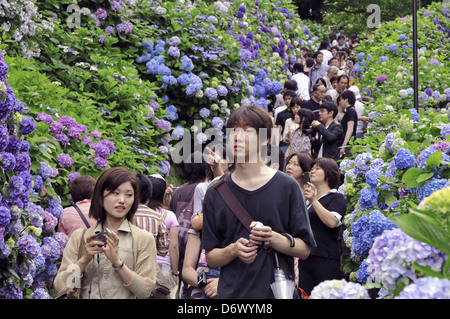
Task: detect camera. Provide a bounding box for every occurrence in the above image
[92,228,112,246]
[197,271,207,289]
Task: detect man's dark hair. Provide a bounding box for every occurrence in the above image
[340,90,356,106]
[69,175,96,203]
[293,63,304,73]
[313,51,323,59]
[320,101,339,119]
[283,90,297,100]
[284,79,298,92]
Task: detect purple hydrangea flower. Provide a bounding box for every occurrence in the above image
[36,112,54,125]
[155,119,171,131]
[68,172,80,184]
[116,21,133,34]
[367,228,446,292]
[0,124,9,152]
[238,49,252,62]
[0,206,11,227]
[17,235,41,260]
[376,75,388,83]
[49,122,64,135]
[94,156,109,169]
[31,288,51,299]
[91,142,110,159]
[1,151,16,171]
[40,235,61,260]
[57,153,74,168]
[90,130,101,138]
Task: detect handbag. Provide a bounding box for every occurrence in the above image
[214,177,301,299]
[55,229,87,299]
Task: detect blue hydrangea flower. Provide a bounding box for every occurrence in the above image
[408,108,420,122]
[238,49,252,62]
[171,125,185,140]
[367,228,446,293]
[185,74,202,96]
[365,169,380,188]
[396,277,450,299]
[354,152,372,176]
[441,124,450,139]
[211,117,224,130]
[177,73,190,86]
[416,178,449,202]
[19,117,36,135]
[356,259,371,283]
[389,43,399,53]
[216,85,228,96]
[358,188,378,209]
[180,55,194,72]
[394,148,416,170]
[199,107,210,118]
[205,87,218,100]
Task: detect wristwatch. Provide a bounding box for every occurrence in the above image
[113,259,124,270]
[172,271,180,277]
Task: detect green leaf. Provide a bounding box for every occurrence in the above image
[424,149,442,172]
[416,172,434,184]
[402,168,426,188]
[390,210,450,256]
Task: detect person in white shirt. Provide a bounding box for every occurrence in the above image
[291,63,310,101]
[319,40,333,66]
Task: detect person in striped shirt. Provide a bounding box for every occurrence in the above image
[133,173,169,256]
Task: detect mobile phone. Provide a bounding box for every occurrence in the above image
[303,172,310,188]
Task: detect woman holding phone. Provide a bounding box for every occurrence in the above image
[297,157,346,296]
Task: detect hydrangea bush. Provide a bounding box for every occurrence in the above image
[329,2,450,298]
[0,52,67,299]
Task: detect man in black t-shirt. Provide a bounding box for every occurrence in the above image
[305,84,327,121]
[338,90,358,158]
[201,104,316,299]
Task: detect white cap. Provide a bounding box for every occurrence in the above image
[348,85,361,99]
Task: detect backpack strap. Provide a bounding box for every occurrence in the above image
[73,204,91,228]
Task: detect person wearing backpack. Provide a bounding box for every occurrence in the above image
[169,151,213,298]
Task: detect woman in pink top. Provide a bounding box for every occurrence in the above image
[148,174,179,299]
[58,175,98,236]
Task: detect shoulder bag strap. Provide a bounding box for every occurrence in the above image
[214,177,295,278]
[214,177,253,233]
[73,204,91,228]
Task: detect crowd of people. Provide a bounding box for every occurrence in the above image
[53,27,371,300]
[274,27,373,162]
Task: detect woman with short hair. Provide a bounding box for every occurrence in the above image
[298,157,346,296]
